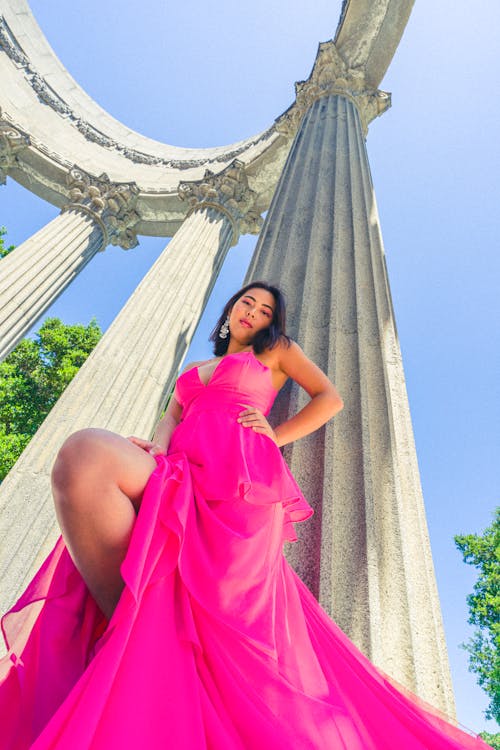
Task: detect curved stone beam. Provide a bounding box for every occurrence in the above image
[334,0,415,88]
[0,0,289,235]
[0,0,414,237]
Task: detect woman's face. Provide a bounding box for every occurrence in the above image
[228,287,276,343]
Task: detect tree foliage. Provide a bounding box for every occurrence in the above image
[480,732,500,749]
[0,226,15,258]
[0,317,102,480]
[455,508,500,727]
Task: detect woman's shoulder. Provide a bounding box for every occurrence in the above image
[263,339,326,381]
[263,337,300,366]
[259,337,298,378]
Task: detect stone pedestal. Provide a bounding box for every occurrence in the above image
[246,82,455,715]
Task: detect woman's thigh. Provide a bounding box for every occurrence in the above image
[52,428,158,615]
[52,427,157,511]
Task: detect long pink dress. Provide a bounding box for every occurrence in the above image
[0,350,492,749]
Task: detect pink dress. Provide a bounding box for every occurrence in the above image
[0,350,492,749]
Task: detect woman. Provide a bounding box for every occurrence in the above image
[0,282,492,749]
[49,281,342,622]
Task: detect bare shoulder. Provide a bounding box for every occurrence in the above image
[273,340,340,399]
[274,340,311,375]
[263,338,307,371]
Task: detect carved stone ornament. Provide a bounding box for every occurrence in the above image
[0,109,30,184]
[63,168,140,250]
[0,16,272,171]
[178,159,263,242]
[275,40,391,138]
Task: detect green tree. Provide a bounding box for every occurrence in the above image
[0,317,102,480]
[480,732,500,749]
[455,507,500,737]
[0,226,15,258]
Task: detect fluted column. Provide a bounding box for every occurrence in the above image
[0,167,140,361]
[0,159,261,616]
[246,41,455,714]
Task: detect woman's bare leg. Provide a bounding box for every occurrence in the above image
[51,428,157,620]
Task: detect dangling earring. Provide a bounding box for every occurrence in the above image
[219,315,230,339]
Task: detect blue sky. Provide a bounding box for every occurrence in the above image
[1,0,499,735]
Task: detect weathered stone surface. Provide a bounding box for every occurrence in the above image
[179,159,263,243]
[334,0,415,88]
[0,111,30,184]
[275,40,391,138]
[64,167,140,250]
[246,93,455,716]
[0,0,413,233]
[0,1,285,228]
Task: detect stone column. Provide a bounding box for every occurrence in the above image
[0,159,261,616]
[245,41,455,714]
[0,167,140,361]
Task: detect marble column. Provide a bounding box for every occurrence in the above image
[0,159,261,617]
[0,167,140,361]
[245,41,455,714]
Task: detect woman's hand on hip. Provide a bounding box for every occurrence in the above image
[237,406,278,446]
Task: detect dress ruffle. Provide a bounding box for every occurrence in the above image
[0,448,318,749]
[0,350,492,748]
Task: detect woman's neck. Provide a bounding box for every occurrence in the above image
[225,342,254,355]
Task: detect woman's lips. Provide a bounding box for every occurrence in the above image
[240,319,253,328]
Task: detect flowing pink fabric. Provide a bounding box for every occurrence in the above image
[0,350,492,748]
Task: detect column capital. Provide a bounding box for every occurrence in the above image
[178,159,263,245]
[0,111,31,185]
[62,167,140,250]
[275,40,391,138]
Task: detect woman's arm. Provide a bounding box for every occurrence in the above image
[238,341,343,448]
[150,359,209,452]
[127,395,182,455]
[272,341,343,448]
[128,360,203,455]
[151,398,182,453]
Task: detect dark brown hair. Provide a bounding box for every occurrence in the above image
[209,281,292,356]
